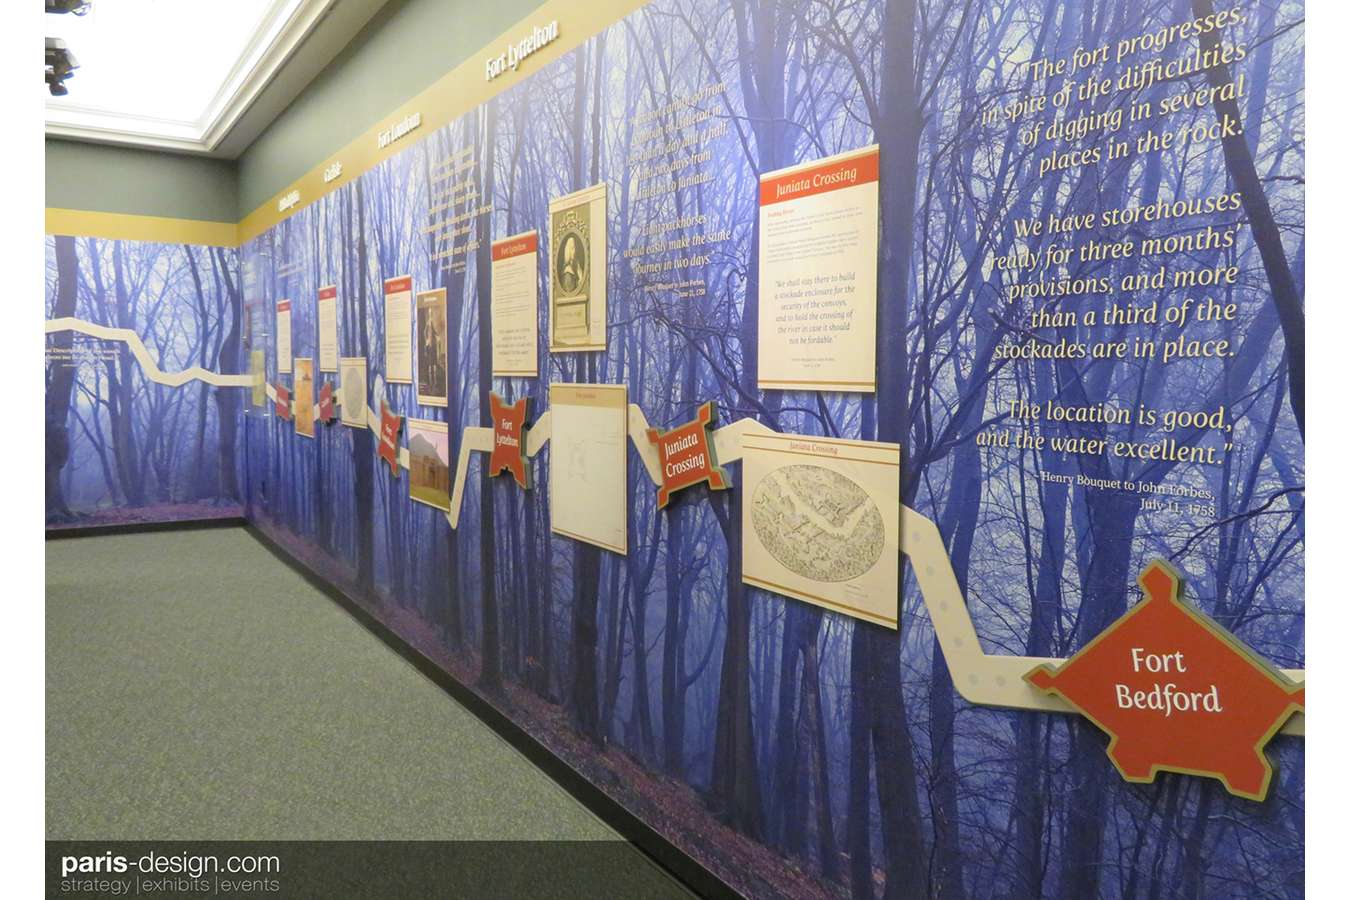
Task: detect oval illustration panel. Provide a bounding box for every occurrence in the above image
[751,464,885,583]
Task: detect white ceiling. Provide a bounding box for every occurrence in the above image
[44,0,383,157]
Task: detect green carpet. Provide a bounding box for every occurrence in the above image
[46,528,689,895]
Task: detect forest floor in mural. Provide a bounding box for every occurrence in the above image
[252,515,846,900]
[49,502,244,530]
[413,635,848,900]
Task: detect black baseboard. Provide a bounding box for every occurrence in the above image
[45,516,248,540]
[243,523,740,900]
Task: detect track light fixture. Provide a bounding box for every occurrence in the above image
[45,0,89,97]
[45,36,79,97]
[46,0,92,14]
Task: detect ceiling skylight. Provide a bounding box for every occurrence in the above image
[45,0,334,153]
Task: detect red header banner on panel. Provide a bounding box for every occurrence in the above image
[759,149,880,206]
[492,233,539,261]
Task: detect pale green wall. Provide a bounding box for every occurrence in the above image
[236,0,545,218]
[45,139,238,222]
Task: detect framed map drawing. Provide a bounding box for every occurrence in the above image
[549,382,627,553]
[742,432,900,628]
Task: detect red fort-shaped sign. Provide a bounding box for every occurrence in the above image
[377,401,403,478]
[487,393,532,490]
[274,384,291,420]
[645,400,730,509]
[317,382,335,424]
[1025,559,1303,801]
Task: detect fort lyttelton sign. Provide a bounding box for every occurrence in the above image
[488,393,532,490]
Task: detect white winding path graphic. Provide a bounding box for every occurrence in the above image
[46,317,1306,735]
[45,318,254,388]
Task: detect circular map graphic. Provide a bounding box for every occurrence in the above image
[343,377,365,418]
[751,465,885,583]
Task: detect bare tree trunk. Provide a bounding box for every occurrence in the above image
[847,618,876,900]
[477,104,503,694]
[801,627,841,880]
[602,564,628,738]
[662,498,689,774]
[870,1,927,895]
[524,484,547,694]
[1191,0,1304,437]
[929,426,983,900]
[571,462,604,742]
[771,603,807,848]
[709,486,765,839]
[1057,491,1139,900]
[213,246,242,501]
[46,236,81,521]
[352,186,377,597]
[108,241,146,507]
[565,42,604,745]
[185,246,213,499]
[426,129,467,645]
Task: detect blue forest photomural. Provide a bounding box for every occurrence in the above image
[48,0,1305,897]
[45,235,244,526]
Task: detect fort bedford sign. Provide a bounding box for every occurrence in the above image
[1025,560,1304,801]
[645,400,730,509]
[487,393,531,489]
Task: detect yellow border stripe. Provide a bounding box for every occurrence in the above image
[236,0,647,244]
[45,208,238,248]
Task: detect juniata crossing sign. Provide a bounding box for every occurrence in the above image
[1025,559,1304,801]
[645,400,730,509]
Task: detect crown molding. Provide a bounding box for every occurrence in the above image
[44,0,336,156]
[200,0,336,151]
